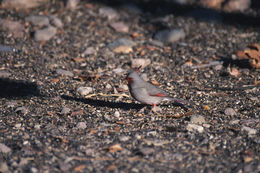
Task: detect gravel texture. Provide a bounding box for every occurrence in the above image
[0,0,259,172]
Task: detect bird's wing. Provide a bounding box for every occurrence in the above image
[146,82,170,97]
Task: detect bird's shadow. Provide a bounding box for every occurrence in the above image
[61,95,188,111]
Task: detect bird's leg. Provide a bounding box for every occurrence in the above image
[151,104,162,112]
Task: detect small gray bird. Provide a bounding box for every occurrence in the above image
[126,69,189,108]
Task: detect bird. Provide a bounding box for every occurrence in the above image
[126,68,189,110]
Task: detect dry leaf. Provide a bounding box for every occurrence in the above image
[50,78,59,83]
[229,67,241,77]
[106,164,116,171]
[74,165,86,172]
[254,80,260,86]
[204,105,210,110]
[151,81,159,85]
[237,43,260,68]
[109,144,122,153]
[73,57,85,62]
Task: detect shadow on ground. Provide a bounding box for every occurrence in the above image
[91,0,260,28]
[0,78,40,98]
[61,95,189,111]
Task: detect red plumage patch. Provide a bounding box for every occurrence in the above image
[151,93,167,97]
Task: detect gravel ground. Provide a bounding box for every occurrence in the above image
[0,0,260,172]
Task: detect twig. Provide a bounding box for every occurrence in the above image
[191,61,223,69]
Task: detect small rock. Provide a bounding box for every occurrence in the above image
[112,68,125,74]
[34,26,57,41]
[34,124,41,129]
[0,71,11,78]
[99,7,118,20]
[214,64,223,70]
[0,45,13,52]
[61,107,71,114]
[56,69,74,77]
[106,84,112,89]
[242,126,257,136]
[154,29,185,44]
[15,123,21,128]
[77,87,93,96]
[140,147,154,155]
[77,122,87,129]
[1,0,47,10]
[224,0,251,12]
[114,111,120,118]
[66,0,80,9]
[119,135,130,142]
[187,123,204,133]
[190,115,206,124]
[6,101,17,108]
[119,84,128,91]
[25,15,49,26]
[31,167,38,173]
[110,22,129,33]
[224,108,237,116]
[0,143,11,153]
[0,162,9,173]
[131,58,151,68]
[229,119,240,125]
[113,46,133,53]
[108,38,136,50]
[0,19,24,38]
[83,47,96,56]
[15,106,28,114]
[49,15,63,28]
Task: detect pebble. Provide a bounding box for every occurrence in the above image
[114,111,120,118]
[1,0,47,9]
[224,108,237,116]
[112,68,125,74]
[76,122,87,129]
[110,22,129,33]
[119,135,130,142]
[25,15,49,26]
[113,46,133,53]
[34,26,57,41]
[6,101,17,108]
[49,15,63,28]
[15,123,21,128]
[190,115,206,124]
[83,47,96,56]
[56,69,74,77]
[61,107,71,114]
[31,167,38,173]
[0,19,24,38]
[131,58,151,69]
[0,143,11,153]
[0,162,9,173]
[66,0,80,9]
[140,147,154,155]
[154,29,185,44]
[99,7,118,20]
[0,45,13,52]
[187,123,204,133]
[119,84,128,91]
[108,38,136,50]
[224,0,251,12]
[242,126,257,136]
[0,71,11,78]
[15,106,28,114]
[77,87,93,96]
[229,119,240,125]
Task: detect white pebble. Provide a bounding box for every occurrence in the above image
[77,87,93,96]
